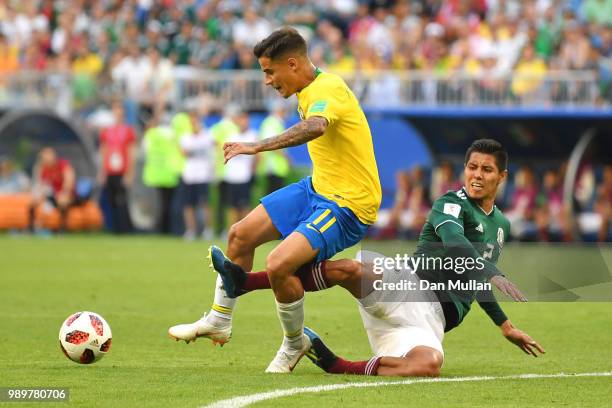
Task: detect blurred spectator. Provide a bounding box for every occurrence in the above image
[224,109,257,227]
[511,43,548,100]
[170,111,193,184]
[489,17,528,74]
[506,166,538,239]
[259,100,291,194]
[232,7,272,48]
[430,161,461,202]
[0,157,30,194]
[476,47,506,103]
[594,164,612,241]
[271,0,318,32]
[32,147,76,231]
[99,101,136,234]
[167,21,196,65]
[575,164,596,211]
[142,47,175,122]
[535,6,561,61]
[210,104,242,237]
[142,115,181,234]
[364,54,402,107]
[180,111,215,241]
[190,27,229,69]
[580,0,612,26]
[49,11,68,54]
[72,39,103,77]
[111,45,150,125]
[376,166,429,239]
[535,169,573,241]
[216,3,237,44]
[72,38,104,108]
[557,20,591,71]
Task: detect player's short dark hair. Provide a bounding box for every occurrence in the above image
[464,139,508,171]
[253,27,307,60]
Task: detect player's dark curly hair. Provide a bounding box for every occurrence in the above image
[253,27,307,60]
[465,139,508,171]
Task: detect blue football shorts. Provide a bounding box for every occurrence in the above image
[260,177,369,262]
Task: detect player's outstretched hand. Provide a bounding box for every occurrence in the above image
[491,275,527,302]
[223,142,257,163]
[501,320,546,357]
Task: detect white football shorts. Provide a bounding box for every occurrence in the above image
[356,250,446,359]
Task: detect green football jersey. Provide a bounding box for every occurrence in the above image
[415,187,511,331]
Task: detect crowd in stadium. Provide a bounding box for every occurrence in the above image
[0,0,611,110]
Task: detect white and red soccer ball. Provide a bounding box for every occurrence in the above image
[59,311,112,364]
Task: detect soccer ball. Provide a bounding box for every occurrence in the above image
[59,311,112,364]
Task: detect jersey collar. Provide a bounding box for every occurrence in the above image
[462,187,496,216]
[478,204,495,216]
[296,67,323,97]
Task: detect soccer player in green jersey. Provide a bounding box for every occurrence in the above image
[299,139,545,377]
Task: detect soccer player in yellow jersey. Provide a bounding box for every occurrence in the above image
[169,27,382,372]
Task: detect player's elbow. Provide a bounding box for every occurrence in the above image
[314,122,327,136]
[308,117,328,137]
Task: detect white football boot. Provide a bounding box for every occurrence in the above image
[168,313,232,346]
[265,334,312,373]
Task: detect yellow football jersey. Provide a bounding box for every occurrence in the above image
[296,70,381,224]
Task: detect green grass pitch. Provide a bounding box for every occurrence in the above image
[1,235,611,407]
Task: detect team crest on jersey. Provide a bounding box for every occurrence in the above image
[297,106,305,120]
[497,228,505,248]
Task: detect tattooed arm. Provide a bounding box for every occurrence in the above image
[223,116,328,163]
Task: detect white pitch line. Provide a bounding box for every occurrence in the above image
[202,371,612,408]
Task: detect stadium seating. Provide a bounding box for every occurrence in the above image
[0,194,32,230]
[0,194,103,232]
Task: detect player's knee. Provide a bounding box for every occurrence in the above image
[395,358,441,377]
[420,358,442,377]
[228,221,254,250]
[419,351,443,377]
[265,252,291,283]
[398,348,443,377]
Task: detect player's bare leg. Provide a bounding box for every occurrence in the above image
[209,204,280,321]
[264,232,319,373]
[168,204,280,345]
[265,232,317,302]
[305,327,443,377]
[376,347,443,377]
[321,258,376,298]
[227,204,280,270]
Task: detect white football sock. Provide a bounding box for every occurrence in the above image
[276,297,305,350]
[209,275,236,327]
